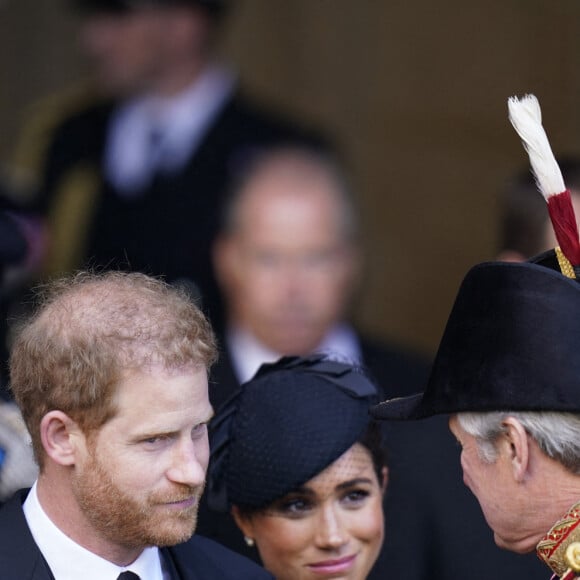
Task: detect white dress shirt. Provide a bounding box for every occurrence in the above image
[227,323,363,384]
[23,482,168,580]
[105,63,236,195]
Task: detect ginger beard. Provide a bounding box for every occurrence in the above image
[72,443,204,549]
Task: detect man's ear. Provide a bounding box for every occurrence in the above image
[39,411,84,467]
[501,417,530,482]
[231,504,255,540]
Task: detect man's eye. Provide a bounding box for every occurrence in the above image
[191,423,208,439]
[255,253,280,267]
[142,435,169,446]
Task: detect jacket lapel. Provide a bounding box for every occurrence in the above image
[0,489,55,580]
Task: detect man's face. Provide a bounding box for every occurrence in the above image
[72,365,212,549]
[78,7,206,96]
[448,416,536,553]
[216,167,357,354]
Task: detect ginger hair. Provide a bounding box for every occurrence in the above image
[10,271,217,468]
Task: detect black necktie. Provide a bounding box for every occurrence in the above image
[117,573,141,580]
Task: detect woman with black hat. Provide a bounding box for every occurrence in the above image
[206,354,388,580]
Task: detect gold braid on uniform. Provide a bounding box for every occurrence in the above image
[555,247,577,280]
[537,500,580,578]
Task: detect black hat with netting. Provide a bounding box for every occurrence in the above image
[207,354,380,512]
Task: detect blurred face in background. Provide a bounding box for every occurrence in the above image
[78,5,211,96]
[215,154,359,355]
[233,443,387,580]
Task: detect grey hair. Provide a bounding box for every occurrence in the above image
[457,411,580,474]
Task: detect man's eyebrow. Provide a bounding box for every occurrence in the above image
[130,429,178,442]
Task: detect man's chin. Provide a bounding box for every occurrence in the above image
[265,328,322,355]
[493,532,536,554]
[145,518,198,547]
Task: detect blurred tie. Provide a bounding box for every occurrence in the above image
[117,573,141,580]
[147,125,166,171]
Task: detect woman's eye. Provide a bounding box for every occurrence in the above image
[275,497,313,517]
[342,489,371,507]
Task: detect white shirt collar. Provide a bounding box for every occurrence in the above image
[227,324,362,384]
[105,63,236,194]
[23,482,165,580]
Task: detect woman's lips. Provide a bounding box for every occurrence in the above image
[307,553,357,575]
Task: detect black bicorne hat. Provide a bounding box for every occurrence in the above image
[371,250,580,420]
[72,0,226,15]
[372,94,580,422]
[206,354,379,512]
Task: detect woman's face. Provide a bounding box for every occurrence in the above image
[234,443,387,580]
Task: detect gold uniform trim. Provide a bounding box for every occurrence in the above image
[555,246,576,280]
[537,500,580,578]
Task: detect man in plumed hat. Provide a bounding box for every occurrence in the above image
[372,95,580,579]
[9,0,326,331]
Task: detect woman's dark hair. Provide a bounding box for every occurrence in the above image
[359,420,388,484]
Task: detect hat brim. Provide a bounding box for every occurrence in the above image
[370,392,425,420]
[373,255,580,422]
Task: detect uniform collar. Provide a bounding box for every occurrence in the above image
[537,500,580,578]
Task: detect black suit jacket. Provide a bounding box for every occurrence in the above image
[200,334,549,580]
[0,489,273,580]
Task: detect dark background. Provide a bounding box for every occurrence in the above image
[2,0,580,355]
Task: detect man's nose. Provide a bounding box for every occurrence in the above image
[165,438,207,487]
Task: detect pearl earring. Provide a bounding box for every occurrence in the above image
[244,536,255,547]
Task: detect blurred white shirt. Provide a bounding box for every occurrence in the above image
[227,323,363,384]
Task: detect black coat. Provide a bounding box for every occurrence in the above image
[199,335,548,580]
[0,489,273,580]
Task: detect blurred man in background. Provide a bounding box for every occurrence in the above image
[209,146,429,408]
[197,145,547,580]
[9,0,326,329]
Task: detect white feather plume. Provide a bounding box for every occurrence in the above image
[507,94,565,198]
